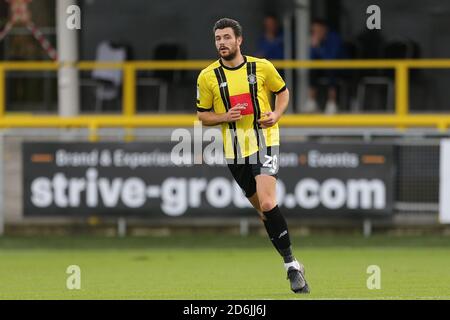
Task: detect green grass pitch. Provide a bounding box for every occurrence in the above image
[0,234,449,299]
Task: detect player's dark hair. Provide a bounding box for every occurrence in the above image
[213,18,243,38]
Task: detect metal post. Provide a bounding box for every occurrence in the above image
[123,65,136,142]
[0,132,4,236]
[283,14,293,113]
[88,123,99,142]
[123,64,136,116]
[117,217,127,237]
[294,0,310,113]
[363,219,372,238]
[239,218,249,237]
[57,0,80,117]
[395,64,409,116]
[0,66,5,117]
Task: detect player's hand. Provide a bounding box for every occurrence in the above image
[257,111,280,128]
[224,105,245,122]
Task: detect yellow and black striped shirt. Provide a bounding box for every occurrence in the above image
[196,55,286,159]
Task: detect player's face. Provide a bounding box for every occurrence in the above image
[214,27,242,61]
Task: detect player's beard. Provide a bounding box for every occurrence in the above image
[218,44,238,61]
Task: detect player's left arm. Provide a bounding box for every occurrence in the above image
[258,60,289,129]
[258,88,289,128]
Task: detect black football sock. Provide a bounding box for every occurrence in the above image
[262,205,295,263]
[262,218,280,253]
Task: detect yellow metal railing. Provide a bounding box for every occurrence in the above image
[1,59,450,140]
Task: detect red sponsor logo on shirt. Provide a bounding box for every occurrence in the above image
[229,93,254,115]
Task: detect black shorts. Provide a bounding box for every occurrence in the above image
[227,146,279,198]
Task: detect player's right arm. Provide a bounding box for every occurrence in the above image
[197,107,244,126]
[196,71,244,126]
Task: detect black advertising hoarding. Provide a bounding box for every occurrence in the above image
[23,142,395,218]
[280,143,395,216]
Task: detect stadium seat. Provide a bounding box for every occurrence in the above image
[355,39,418,112]
[137,42,187,112]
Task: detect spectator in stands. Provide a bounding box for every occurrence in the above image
[306,19,346,114]
[256,14,284,61]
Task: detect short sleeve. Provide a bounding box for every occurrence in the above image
[264,60,286,94]
[196,71,214,112]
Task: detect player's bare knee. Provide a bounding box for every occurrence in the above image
[260,200,277,213]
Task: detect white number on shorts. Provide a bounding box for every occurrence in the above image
[263,154,278,174]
